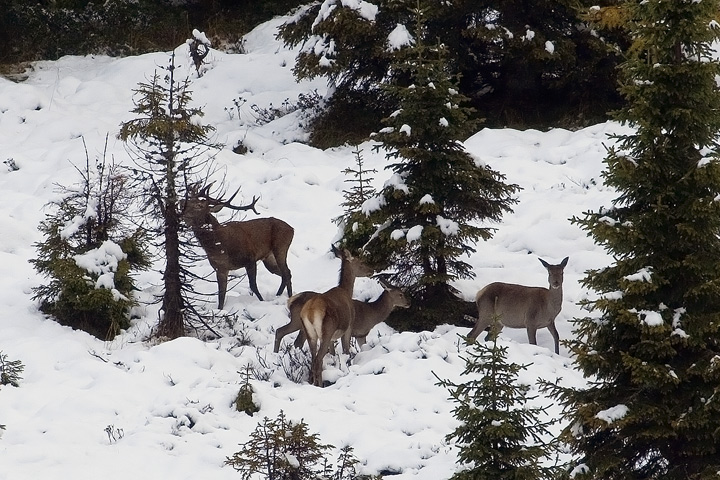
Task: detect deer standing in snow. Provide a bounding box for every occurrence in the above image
[181,184,293,309]
[467,257,568,354]
[293,246,373,387]
[274,279,409,353]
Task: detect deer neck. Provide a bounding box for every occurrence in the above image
[548,284,563,314]
[338,260,357,295]
[372,291,394,317]
[191,214,222,252]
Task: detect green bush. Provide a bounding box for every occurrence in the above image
[31,143,149,339]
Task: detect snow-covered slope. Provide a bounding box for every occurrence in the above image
[0,15,620,479]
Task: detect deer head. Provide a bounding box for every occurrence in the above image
[181,183,258,228]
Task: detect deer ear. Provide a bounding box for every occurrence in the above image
[539,258,550,268]
[560,257,569,267]
[210,204,223,213]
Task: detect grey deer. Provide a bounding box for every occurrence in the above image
[467,257,568,354]
[294,246,373,387]
[181,184,294,309]
[274,278,409,353]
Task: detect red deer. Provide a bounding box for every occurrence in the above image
[181,185,293,309]
[467,257,568,354]
[274,279,409,353]
[293,246,373,386]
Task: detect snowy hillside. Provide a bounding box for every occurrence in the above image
[0,15,622,479]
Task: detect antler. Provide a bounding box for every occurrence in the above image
[222,191,259,215]
[191,182,259,215]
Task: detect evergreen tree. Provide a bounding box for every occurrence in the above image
[0,351,24,388]
[334,146,378,255]
[278,0,623,145]
[225,410,331,479]
[225,410,378,480]
[363,3,518,330]
[30,138,148,339]
[437,335,559,480]
[552,0,720,478]
[119,53,221,339]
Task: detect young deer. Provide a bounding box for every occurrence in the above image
[467,257,568,354]
[181,185,293,309]
[295,246,373,387]
[274,279,409,353]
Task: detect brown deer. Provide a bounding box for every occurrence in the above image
[467,257,568,354]
[274,279,409,353]
[294,246,373,387]
[181,185,294,309]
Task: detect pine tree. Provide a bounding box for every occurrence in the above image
[119,53,221,340]
[30,137,148,339]
[437,335,559,480]
[278,0,623,144]
[363,2,518,330]
[334,146,378,255]
[0,351,24,388]
[225,410,331,479]
[552,0,720,478]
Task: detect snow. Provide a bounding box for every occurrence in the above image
[0,13,629,480]
[624,267,653,282]
[73,240,128,296]
[436,216,459,236]
[387,23,413,51]
[190,28,211,47]
[595,404,628,424]
[315,0,378,26]
[635,310,664,327]
[406,225,424,242]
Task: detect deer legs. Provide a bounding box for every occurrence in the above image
[262,252,293,297]
[216,263,264,309]
[547,323,560,354]
[216,269,228,310]
[308,328,352,387]
[245,262,264,301]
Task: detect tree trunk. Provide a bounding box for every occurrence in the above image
[157,202,184,339]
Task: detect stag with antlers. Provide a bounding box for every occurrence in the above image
[181,184,294,308]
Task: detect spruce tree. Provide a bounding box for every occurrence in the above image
[437,336,559,480]
[364,3,518,330]
[30,138,148,339]
[335,146,378,255]
[225,410,331,479]
[553,0,720,478]
[278,0,623,144]
[0,351,24,388]
[119,53,221,339]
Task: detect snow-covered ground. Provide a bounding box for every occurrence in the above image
[0,16,623,479]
